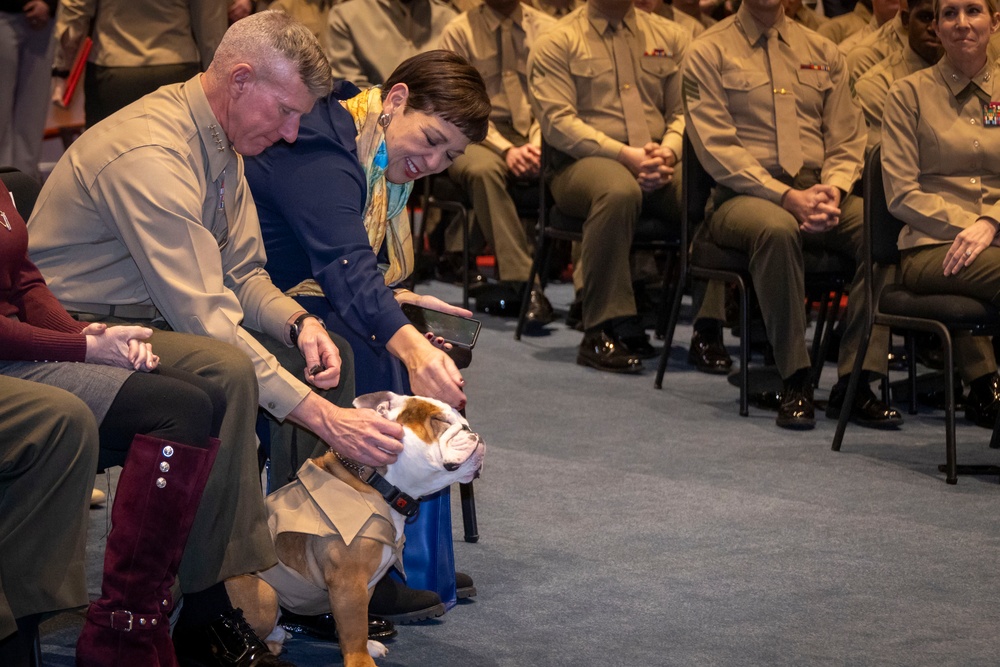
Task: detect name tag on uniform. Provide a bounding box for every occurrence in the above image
[984,102,1000,127]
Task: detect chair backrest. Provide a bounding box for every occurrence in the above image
[0,166,42,221]
[863,145,905,268]
[682,131,716,234]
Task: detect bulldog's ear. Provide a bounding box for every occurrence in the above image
[353,391,397,411]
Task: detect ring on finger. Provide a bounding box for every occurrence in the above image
[965,249,973,257]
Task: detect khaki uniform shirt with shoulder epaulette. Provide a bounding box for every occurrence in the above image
[846,12,904,82]
[882,57,1000,251]
[646,4,707,39]
[326,0,458,87]
[854,43,932,149]
[55,0,226,71]
[791,4,826,31]
[439,3,555,154]
[26,76,311,419]
[527,4,689,162]
[681,4,865,204]
[816,1,871,44]
[527,0,581,19]
[268,0,338,54]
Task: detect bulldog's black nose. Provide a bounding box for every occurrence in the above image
[444,462,460,471]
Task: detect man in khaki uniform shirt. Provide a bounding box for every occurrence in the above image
[529,0,726,373]
[682,0,900,429]
[854,0,940,148]
[439,0,556,324]
[54,0,227,126]
[817,0,871,43]
[326,0,457,87]
[28,12,409,662]
[845,7,905,81]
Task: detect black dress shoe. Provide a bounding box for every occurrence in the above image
[825,380,903,428]
[619,333,657,359]
[279,609,397,643]
[368,576,446,624]
[577,331,642,374]
[456,571,477,600]
[776,385,816,430]
[687,330,733,375]
[173,607,295,667]
[474,283,522,316]
[524,289,555,327]
[965,374,1000,428]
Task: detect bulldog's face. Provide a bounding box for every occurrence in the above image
[353,392,485,499]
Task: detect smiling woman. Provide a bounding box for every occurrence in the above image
[244,50,490,623]
[880,0,1000,427]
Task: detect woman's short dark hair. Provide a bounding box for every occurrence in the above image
[383,50,491,143]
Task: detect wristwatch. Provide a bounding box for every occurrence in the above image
[289,313,323,347]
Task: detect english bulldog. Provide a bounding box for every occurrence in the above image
[227,391,485,667]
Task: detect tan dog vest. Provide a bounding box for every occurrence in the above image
[257,459,404,615]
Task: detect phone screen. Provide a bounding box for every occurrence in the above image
[402,304,482,349]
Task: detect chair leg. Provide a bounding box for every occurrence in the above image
[907,334,918,415]
[809,291,831,387]
[654,266,688,389]
[736,277,750,417]
[461,207,470,311]
[831,315,872,451]
[654,251,678,340]
[941,329,958,484]
[459,481,479,543]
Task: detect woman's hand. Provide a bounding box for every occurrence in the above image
[83,322,159,371]
[394,289,473,318]
[386,323,467,409]
[943,218,998,275]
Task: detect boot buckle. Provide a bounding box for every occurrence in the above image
[110,610,134,631]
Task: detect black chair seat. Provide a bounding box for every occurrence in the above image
[879,286,1000,324]
[430,174,468,203]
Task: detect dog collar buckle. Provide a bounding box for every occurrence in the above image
[364,469,420,517]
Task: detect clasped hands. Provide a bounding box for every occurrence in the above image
[781,184,842,233]
[619,143,676,193]
[83,322,159,371]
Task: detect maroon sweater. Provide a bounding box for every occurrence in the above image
[0,179,87,361]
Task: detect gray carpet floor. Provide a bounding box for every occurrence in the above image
[40,279,1000,667]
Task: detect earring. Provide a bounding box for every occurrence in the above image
[378,112,392,129]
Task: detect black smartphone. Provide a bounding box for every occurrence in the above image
[401,303,481,349]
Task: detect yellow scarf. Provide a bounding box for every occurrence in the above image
[341,87,414,286]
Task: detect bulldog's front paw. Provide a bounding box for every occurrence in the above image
[264,625,290,655]
[367,639,388,658]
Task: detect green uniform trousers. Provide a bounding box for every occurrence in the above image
[703,186,889,380]
[900,244,999,382]
[0,376,99,640]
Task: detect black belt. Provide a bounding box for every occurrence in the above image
[65,302,160,320]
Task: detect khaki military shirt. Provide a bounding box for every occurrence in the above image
[527,0,581,19]
[27,76,310,419]
[845,13,904,82]
[326,0,457,87]
[527,4,689,162]
[647,4,706,39]
[439,3,555,154]
[268,0,338,54]
[816,1,871,44]
[790,4,825,31]
[682,5,865,204]
[854,44,932,149]
[882,56,1000,251]
[55,0,225,70]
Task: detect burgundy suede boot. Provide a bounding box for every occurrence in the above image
[76,434,220,667]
